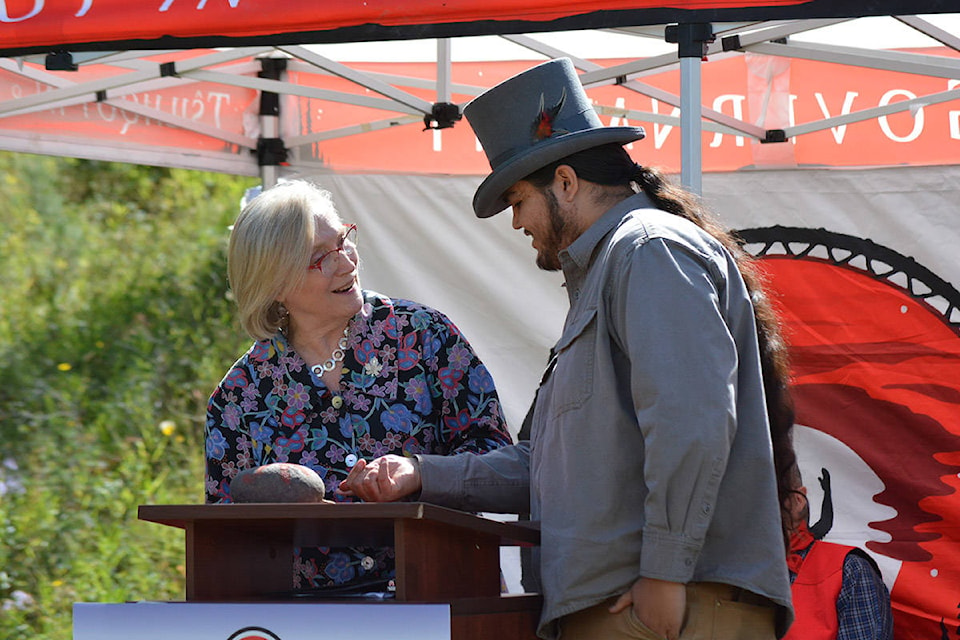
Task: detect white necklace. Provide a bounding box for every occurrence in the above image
[309,325,351,376]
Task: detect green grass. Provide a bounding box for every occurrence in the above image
[0,152,258,638]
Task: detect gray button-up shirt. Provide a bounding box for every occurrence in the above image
[418,193,793,638]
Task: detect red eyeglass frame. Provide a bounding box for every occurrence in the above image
[308,223,358,273]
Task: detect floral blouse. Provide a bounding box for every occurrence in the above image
[205,290,512,590]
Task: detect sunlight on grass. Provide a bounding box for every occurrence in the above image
[0,152,258,639]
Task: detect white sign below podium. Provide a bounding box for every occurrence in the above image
[73,601,450,640]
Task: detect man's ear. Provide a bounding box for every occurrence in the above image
[553,165,579,203]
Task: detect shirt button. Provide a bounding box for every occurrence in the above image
[345,453,358,468]
[361,556,375,571]
[332,396,343,409]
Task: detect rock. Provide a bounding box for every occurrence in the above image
[230,463,327,503]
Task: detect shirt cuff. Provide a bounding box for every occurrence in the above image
[640,529,702,582]
[415,453,467,509]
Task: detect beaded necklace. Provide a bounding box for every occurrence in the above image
[309,324,351,376]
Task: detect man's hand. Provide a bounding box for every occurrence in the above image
[337,454,422,502]
[609,576,685,640]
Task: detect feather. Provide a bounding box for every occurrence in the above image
[531,87,566,141]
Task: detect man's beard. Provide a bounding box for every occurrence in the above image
[535,188,566,272]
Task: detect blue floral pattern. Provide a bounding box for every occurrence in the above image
[205,290,512,590]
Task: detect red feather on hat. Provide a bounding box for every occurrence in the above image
[532,88,566,141]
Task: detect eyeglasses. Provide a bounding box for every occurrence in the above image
[308,224,358,274]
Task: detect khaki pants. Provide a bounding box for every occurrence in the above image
[558,582,777,640]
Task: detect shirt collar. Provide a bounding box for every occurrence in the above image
[560,191,656,275]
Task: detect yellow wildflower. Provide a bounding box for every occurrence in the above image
[159,420,176,437]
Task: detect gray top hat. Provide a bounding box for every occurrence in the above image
[463,58,646,218]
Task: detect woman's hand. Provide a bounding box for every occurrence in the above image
[337,454,421,502]
[609,576,686,640]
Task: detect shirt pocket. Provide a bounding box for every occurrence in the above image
[546,306,598,418]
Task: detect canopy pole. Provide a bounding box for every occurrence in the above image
[667,23,714,196]
[679,57,702,195]
[257,57,289,188]
[422,39,462,132]
[437,38,451,103]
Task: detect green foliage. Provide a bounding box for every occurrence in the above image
[0,152,258,639]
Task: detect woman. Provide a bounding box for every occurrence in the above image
[205,180,512,592]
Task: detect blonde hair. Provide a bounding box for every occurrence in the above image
[228,181,341,340]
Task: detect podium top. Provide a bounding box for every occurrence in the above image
[138,502,540,547]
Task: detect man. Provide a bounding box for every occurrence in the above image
[784,468,894,640]
[340,58,793,640]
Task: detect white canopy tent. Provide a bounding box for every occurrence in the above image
[1,16,958,189]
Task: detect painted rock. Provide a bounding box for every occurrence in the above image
[230,463,327,503]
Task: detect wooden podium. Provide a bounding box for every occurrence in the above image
[138,502,541,639]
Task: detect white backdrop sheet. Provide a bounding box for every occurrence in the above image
[315,164,960,433]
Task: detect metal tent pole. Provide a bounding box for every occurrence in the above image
[679,57,702,195]
[422,38,462,133]
[667,23,714,196]
[257,57,288,188]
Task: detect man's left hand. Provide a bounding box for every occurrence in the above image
[609,576,685,640]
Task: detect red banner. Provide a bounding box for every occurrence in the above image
[0,49,957,174]
[0,50,256,163]
[747,228,960,638]
[287,52,960,174]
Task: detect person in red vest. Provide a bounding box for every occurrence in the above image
[784,466,894,640]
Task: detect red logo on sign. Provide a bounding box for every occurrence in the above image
[227,627,282,640]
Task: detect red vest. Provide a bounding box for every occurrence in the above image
[783,540,857,640]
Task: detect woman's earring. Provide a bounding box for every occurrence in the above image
[276,302,290,331]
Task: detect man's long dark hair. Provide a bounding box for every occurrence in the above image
[527,143,797,548]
